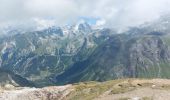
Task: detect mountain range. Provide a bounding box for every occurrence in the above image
[1,16,170,87]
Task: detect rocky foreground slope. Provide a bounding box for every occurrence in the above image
[1,79,170,100]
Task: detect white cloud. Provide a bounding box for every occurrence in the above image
[33,18,57,30]
[0,0,170,30]
[96,19,106,27]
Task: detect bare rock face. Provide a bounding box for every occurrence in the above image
[127,36,170,77]
[0,85,72,100]
[55,35,170,84]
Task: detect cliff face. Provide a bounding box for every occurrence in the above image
[127,36,170,78]
[55,34,170,84]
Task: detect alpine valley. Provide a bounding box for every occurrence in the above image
[1,15,170,88]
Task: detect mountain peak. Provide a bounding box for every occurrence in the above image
[74,21,92,33]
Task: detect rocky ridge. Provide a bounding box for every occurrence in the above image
[1,79,170,100]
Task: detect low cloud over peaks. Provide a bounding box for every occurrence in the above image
[0,0,170,30]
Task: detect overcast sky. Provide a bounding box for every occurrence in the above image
[0,0,170,30]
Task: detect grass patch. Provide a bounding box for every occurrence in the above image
[118,97,130,100]
[110,81,137,94]
[142,97,153,100]
[160,84,170,90]
[67,80,124,100]
[110,87,135,94]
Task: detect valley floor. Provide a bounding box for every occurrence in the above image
[1,79,170,100]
